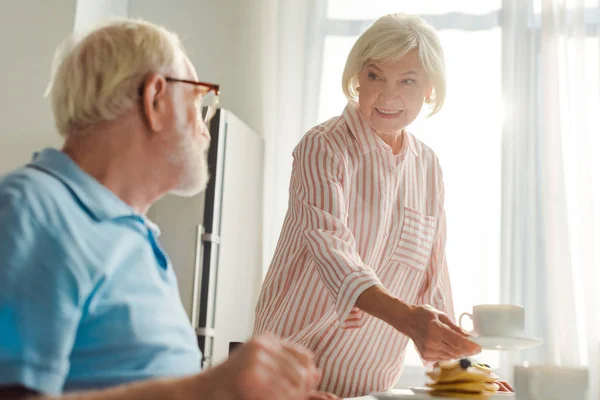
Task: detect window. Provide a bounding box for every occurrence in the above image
[312,1,505,384]
[559,22,600,368]
[326,0,501,18]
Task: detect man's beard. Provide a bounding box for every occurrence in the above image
[168,99,211,198]
[169,134,210,198]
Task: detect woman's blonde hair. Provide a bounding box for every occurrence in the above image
[46,18,185,137]
[342,13,446,116]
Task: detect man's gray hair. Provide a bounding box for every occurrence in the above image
[46,18,185,136]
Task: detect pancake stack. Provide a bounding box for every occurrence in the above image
[425,359,500,398]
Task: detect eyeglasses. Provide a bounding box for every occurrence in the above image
[165,77,220,123]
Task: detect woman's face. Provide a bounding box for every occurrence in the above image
[357,49,432,136]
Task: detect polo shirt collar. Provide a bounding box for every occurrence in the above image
[29,148,137,222]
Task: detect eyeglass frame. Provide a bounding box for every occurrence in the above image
[138,77,221,123]
[165,77,220,123]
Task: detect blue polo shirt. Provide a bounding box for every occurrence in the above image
[0,148,201,395]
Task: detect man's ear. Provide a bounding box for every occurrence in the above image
[141,73,169,132]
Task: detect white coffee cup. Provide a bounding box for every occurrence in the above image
[514,365,588,400]
[459,304,524,337]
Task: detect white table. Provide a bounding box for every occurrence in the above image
[346,389,516,399]
[345,394,378,400]
[345,389,414,399]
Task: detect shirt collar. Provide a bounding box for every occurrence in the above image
[342,103,420,157]
[28,148,138,221]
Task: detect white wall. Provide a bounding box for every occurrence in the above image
[129,0,274,353]
[74,0,129,33]
[0,0,271,175]
[128,0,270,136]
[0,0,130,175]
[0,0,77,174]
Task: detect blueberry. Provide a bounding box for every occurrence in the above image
[459,358,472,369]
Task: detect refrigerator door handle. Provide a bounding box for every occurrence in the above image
[201,233,221,244]
[196,327,216,337]
[191,224,204,329]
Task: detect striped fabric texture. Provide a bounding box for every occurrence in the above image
[254,104,455,397]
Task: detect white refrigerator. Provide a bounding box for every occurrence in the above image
[147,109,264,368]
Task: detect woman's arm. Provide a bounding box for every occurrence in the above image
[355,284,478,361]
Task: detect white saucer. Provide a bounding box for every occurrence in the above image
[468,335,543,350]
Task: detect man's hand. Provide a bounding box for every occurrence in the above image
[202,334,321,400]
[404,305,481,362]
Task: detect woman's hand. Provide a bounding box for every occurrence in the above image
[355,286,480,362]
[403,305,481,362]
[308,390,341,400]
[496,380,515,392]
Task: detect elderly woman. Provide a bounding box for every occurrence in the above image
[254,13,481,398]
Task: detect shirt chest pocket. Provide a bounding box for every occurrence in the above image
[389,207,437,271]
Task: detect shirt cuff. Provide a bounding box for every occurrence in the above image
[335,269,382,329]
[0,361,66,395]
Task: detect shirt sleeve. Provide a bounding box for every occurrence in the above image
[0,188,90,395]
[292,133,382,329]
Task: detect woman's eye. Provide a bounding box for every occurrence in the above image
[368,72,380,81]
[402,79,416,85]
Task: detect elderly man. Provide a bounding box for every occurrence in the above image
[0,18,320,400]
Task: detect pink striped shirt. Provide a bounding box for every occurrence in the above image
[254,104,455,398]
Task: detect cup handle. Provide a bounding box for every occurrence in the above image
[459,312,473,332]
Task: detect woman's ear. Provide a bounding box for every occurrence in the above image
[426,83,434,100]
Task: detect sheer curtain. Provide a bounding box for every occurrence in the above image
[261,0,600,395]
[500,0,600,396]
[258,0,321,273]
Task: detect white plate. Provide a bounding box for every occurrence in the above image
[372,388,515,399]
[468,335,543,350]
[408,386,515,396]
[408,386,431,394]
